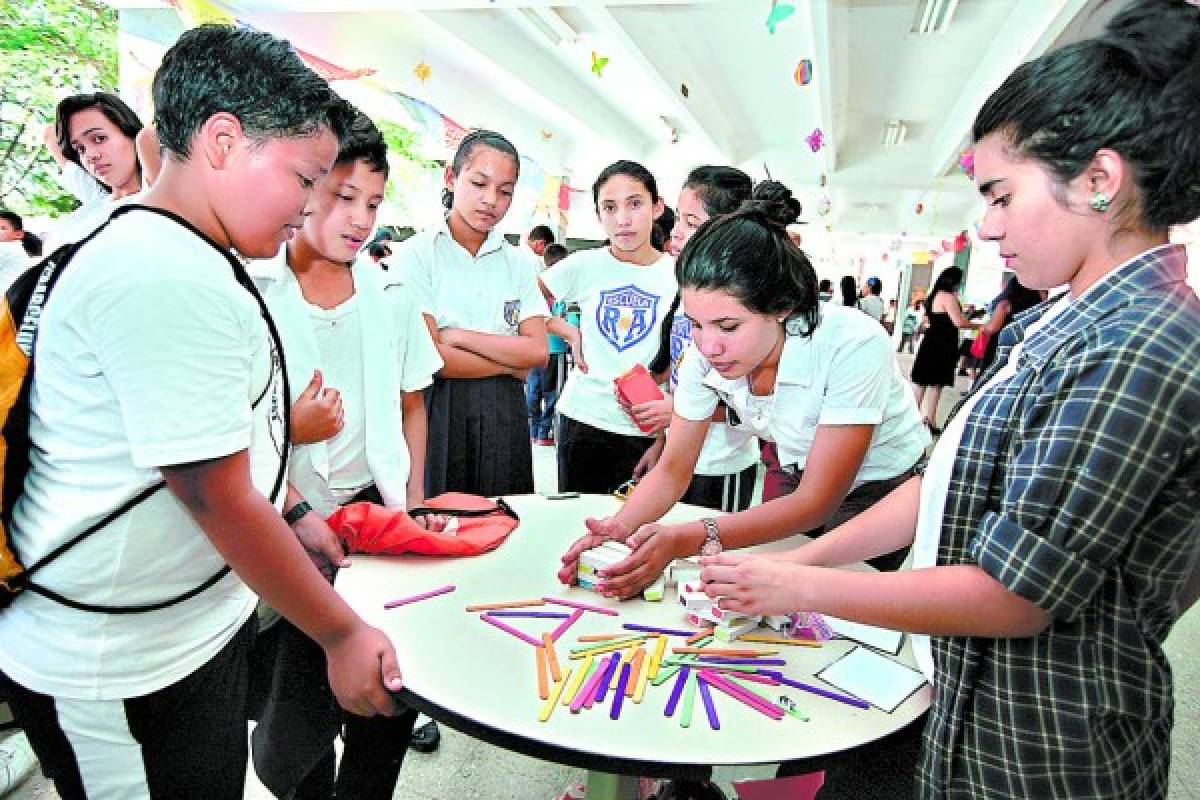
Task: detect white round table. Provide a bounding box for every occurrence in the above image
[336,494,931,798]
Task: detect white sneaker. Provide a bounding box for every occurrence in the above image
[0,731,37,795]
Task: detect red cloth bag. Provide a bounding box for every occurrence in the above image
[325,493,519,557]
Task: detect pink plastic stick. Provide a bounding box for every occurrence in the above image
[543,596,620,617]
[699,670,784,720]
[384,584,455,609]
[550,609,584,641]
[480,613,542,646]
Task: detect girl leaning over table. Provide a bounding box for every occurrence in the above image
[702,1,1200,796]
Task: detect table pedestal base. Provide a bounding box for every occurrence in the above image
[586,770,641,800]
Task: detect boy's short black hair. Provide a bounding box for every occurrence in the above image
[543,243,568,266]
[153,25,350,159]
[0,210,23,231]
[528,225,555,245]
[337,109,389,177]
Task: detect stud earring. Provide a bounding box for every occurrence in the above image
[1089,192,1111,213]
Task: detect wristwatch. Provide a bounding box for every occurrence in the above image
[699,517,722,556]
[283,500,313,526]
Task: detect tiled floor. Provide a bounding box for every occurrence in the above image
[6,357,1198,799]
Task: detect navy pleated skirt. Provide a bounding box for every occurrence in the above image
[424,375,534,497]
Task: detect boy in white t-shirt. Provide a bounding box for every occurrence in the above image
[0,26,403,800]
[248,109,443,799]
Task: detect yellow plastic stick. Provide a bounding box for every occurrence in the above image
[539,668,571,722]
[562,655,595,706]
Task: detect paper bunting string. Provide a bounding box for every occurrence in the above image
[794,59,813,86]
[414,61,432,83]
[805,128,824,153]
[296,48,376,82]
[591,51,610,78]
[767,1,796,35]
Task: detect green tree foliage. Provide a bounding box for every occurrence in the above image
[0,0,118,215]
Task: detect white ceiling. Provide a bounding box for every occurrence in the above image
[107,0,1125,236]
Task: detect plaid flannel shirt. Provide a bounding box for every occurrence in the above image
[918,245,1200,799]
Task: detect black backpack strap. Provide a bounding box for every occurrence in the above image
[408,496,519,521]
[10,205,291,613]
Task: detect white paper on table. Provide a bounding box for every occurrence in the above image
[823,614,904,655]
[816,646,927,713]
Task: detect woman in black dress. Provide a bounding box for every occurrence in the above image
[910,266,974,432]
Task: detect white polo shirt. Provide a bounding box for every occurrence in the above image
[541,247,677,436]
[674,303,929,486]
[391,216,548,334]
[667,310,759,476]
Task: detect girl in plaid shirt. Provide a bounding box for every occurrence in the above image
[701,1,1200,797]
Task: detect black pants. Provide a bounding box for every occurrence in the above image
[3,614,257,800]
[557,415,655,494]
[680,463,757,513]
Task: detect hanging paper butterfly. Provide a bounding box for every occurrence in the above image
[413,61,431,83]
[767,1,796,35]
[958,148,975,179]
[805,127,824,153]
[794,59,813,86]
[591,51,610,78]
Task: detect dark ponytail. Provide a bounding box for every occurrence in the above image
[973,0,1200,231]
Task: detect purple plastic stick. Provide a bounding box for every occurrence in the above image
[551,608,585,641]
[765,672,871,710]
[480,613,541,646]
[486,610,571,619]
[695,656,788,666]
[622,623,696,637]
[610,663,632,720]
[663,666,691,717]
[593,652,622,704]
[696,677,720,730]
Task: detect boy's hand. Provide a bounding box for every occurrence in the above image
[324,624,404,717]
[291,370,343,444]
[290,510,349,582]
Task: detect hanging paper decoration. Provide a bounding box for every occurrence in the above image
[414,61,432,83]
[167,0,235,26]
[958,148,975,179]
[541,130,555,140]
[766,1,796,35]
[819,173,828,187]
[591,51,610,78]
[816,195,832,217]
[915,202,925,215]
[794,59,813,87]
[805,127,825,153]
[953,231,969,252]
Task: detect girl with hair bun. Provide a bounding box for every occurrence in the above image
[558,178,928,593]
[702,1,1200,796]
[629,166,764,515]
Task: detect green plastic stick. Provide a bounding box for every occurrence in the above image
[679,672,698,728]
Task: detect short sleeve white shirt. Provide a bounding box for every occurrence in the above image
[541,247,677,436]
[674,303,929,485]
[667,310,759,476]
[0,207,286,700]
[391,216,548,333]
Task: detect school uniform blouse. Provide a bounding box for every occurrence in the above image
[391,216,548,334]
[249,251,443,516]
[915,244,1199,799]
[674,303,928,486]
